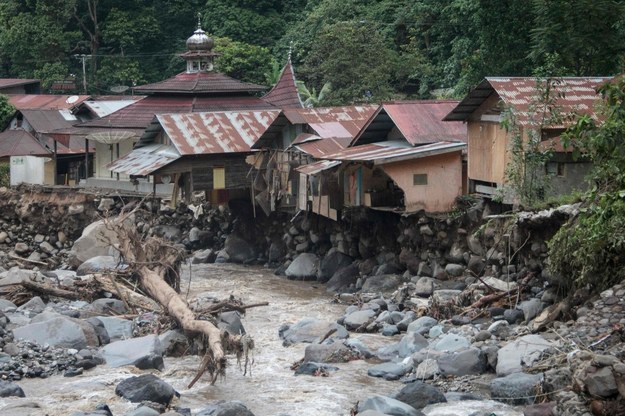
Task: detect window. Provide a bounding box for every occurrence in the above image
[545,162,565,177]
[413,173,428,186]
[213,167,225,189]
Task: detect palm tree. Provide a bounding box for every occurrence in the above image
[296,81,332,108]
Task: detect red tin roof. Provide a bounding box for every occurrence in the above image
[262,60,303,109]
[157,110,280,155]
[0,130,49,157]
[444,77,612,126]
[8,94,89,110]
[133,71,266,94]
[293,136,351,158]
[284,105,377,138]
[107,144,180,176]
[0,79,39,89]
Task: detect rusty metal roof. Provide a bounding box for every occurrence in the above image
[284,105,377,138]
[444,77,612,125]
[261,59,303,109]
[81,98,142,118]
[157,110,280,155]
[0,130,49,157]
[295,160,341,175]
[133,71,267,94]
[107,144,180,176]
[294,137,351,158]
[351,101,466,147]
[21,109,80,134]
[322,140,466,165]
[77,95,276,130]
[8,94,89,110]
[0,79,39,89]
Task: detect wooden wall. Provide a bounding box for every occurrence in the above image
[467,121,509,185]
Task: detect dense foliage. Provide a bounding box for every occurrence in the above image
[0,0,624,103]
[0,94,15,129]
[549,79,625,292]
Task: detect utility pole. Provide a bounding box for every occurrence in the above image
[74,54,92,94]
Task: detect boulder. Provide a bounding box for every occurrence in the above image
[496,335,553,376]
[279,318,348,346]
[285,253,319,280]
[88,298,129,315]
[421,400,523,416]
[444,263,465,277]
[125,406,160,416]
[294,362,339,376]
[100,334,163,370]
[304,343,353,363]
[368,362,411,381]
[318,251,353,283]
[151,225,182,242]
[432,334,470,352]
[191,249,216,264]
[268,240,287,263]
[0,299,16,312]
[326,264,360,293]
[115,374,177,405]
[362,274,402,293]
[224,235,256,264]
[394,381,446,409]
[68,219,122,268]
[13,316,90,349]
[196,400,255,416]
[490,372,544,405]
[17,296,45,314]
[517,298,544,322]
[0,380,25,397]
[584,366,618,397]
[414,359,440,380]
[357,395,423,416]
[343,309,377,331]
[413,277,435,297]
[218,311,245,336]
[76,256,127,276]
[407,316,438,335]
[436,348,487,376]
[159,329,190,357]
[93,316,134,342]
[397,332,429,358]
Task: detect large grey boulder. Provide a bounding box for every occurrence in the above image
[432,334,470,352]
[197,400,255,416]
[422,400,523,416]
[436,348,487,376]
[93,316,134,342]
[279,318,348,346]
[285,253,319,280]
[218,311,246,336]
[224,235,256,264]
[394,381,446,409]
[496,335,553,376]
[343,309,377,331]
[362,274,402,293]
[318,251,353,283]
[115,374,177,405]
[584,366,618,397]
[68,219,123,268]
[100,334,163,370]
[358,395,423,416]
[326,264,360,293]
[76,256,127,276]
[368,362,411,381]
[304,343,353,363]
[490,372,544,405]
[13,316,90,349]
[396,332,429,358]
[407,317,438,335]
[0,380,25,397]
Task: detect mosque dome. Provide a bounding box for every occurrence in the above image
[186,26,214,51]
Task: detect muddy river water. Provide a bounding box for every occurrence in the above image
[0,263,401,416]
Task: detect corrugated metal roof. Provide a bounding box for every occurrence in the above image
[0,130,49,157]
[284,105,377,138]
[261,59,304,109]
[8,94,89,110]
[107,144,180,176]
[294,137,351,158]
[77,95,276,130]
[133,71,266,94]
[444,77,612,125]
[382,101,466,145]
[323,140,466,165]
[21,110,77,134]
[82,99,142,118]
[157,110,280,155]
[294,160,341,175]
[0,79,39,89]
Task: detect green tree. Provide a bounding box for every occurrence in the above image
[549,79,625,292]
[530,0,625,76]
[301,22,395,105]
[296,80,331,108]
[0,94,15,130]
[214,37,274,85]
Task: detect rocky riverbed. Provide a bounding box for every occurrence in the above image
[0,188,622,415]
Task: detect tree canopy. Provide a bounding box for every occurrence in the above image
[0,0,623,103]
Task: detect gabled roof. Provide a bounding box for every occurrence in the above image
[261,59,303,109]
[0,130,49,157]
[0,78,39,90]
[21,109,79,134]
[8,94,90,110]
[284,105,377,138]
[132,71,267,95]
[293,137,351,158]
[443,77,612,125]
[148,110,280,155]
[107,144,181,176]
[351,101,466,147]
[322,140,466,165]
[80,97,144,118]
[76,95,276,130]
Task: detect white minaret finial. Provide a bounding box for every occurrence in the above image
[288,41,293,61]
[197,12,202,29]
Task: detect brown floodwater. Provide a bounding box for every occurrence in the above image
[0,263,400,416]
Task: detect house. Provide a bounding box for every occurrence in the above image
[0,79,40,94]
[76,21,300,194]
[444,77,612,201]
[296,101,467,218]
[250,105,377,214]
[107,110,281,204]
[2,94,92,185]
